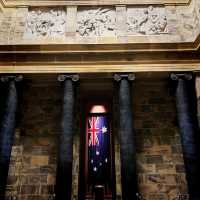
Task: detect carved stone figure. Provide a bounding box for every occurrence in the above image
[77,8,116,37]
[127,6,168,35]
[26,8,66,38]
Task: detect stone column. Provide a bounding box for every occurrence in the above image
[0,75,22,199]
[195,75,200,127]
[171,73,200,200]
[114,74,138,200]
[56,74,79,200]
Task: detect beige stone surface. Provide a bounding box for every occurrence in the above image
[0,0,199,48]
[31,155,49,167]
[66,6,77,36]
[0,0,191,7]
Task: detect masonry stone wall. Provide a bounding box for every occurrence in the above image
[133,80,188,200]
[6,80,62,200]
[5,79,187,200]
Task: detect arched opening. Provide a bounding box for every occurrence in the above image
[89,105,107,113]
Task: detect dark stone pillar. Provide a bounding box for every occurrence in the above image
[171,73,200,200]
[195,76,200,130]
[55,74,79,200]
[0,75,22,199]
[114,74,138,200]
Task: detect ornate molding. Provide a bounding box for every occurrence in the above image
[0,63,200,73]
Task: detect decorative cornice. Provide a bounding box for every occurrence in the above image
[1,62,200,74]
[0,41,198,53]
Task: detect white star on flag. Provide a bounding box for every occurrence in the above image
[102,126,107,133]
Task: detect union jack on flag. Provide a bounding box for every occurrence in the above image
[88,116,100,146]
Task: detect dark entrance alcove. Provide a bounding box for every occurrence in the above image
[78,77,116,200]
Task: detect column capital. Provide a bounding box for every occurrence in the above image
[114,73,135,82]
[57,74,79,82]
[170,73,193,81]
[0,75,23,82]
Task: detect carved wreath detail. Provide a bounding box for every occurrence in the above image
[77,8,116,37]
[127,6,168,35]
[26,8,66,37]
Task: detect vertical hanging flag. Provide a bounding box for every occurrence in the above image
[87,115,111,192]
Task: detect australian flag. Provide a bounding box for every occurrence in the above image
[87,114,111,192]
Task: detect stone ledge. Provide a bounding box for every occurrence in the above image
[0,63,200,73]
[0,41,197,53]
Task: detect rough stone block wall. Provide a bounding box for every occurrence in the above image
[133,80,188,200]
[6,80,62,200]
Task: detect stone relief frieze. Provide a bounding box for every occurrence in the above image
[1,0,199,44]
[25,7,66,38]
[77,7,116,37]
[127,6,168,35]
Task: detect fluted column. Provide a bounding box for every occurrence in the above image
[114,74,138,200]
[0,75,22,199]
[55,74,79,200]
[171,73,200,200]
